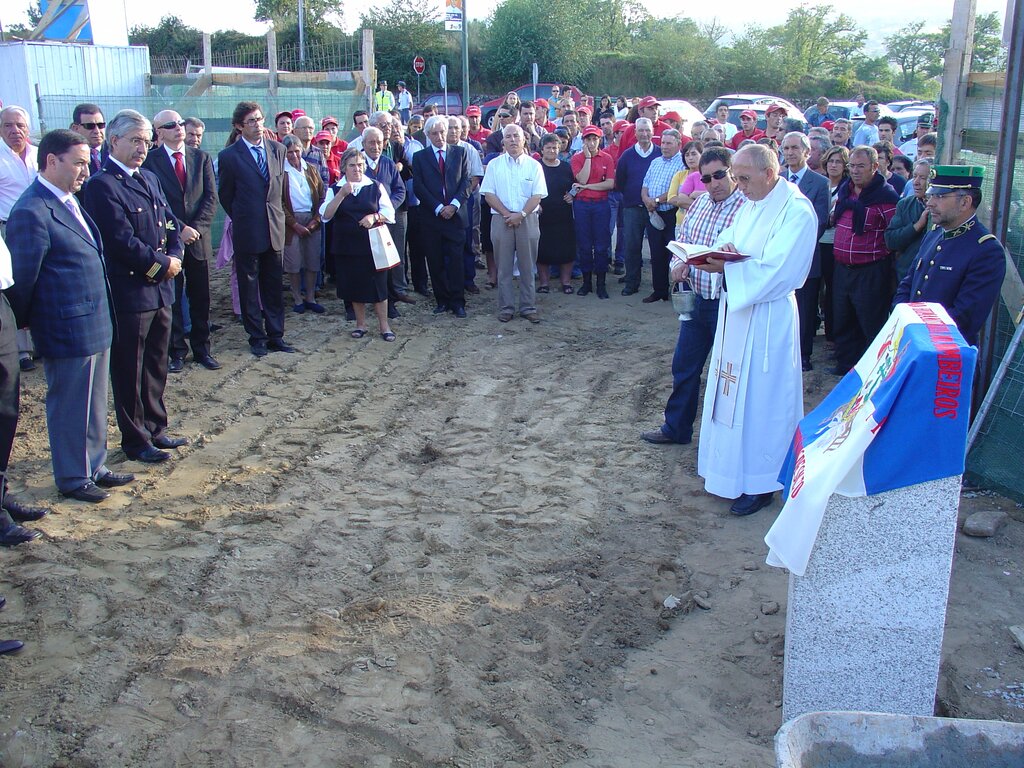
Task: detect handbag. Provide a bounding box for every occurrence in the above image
[368,224,400,271]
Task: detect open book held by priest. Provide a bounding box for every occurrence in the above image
[667,241,749,266]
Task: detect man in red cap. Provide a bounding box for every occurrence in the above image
[618,96,671,153]
[763,103,787,143]
[728,110,765,150]
[577,105,593,128]
[465,105,490,144]
[535,99,556,134]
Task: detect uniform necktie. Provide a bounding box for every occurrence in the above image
[64,198,94,244]
[791,173,799,184]
[173,151,186,189]
[253,145,269,181]
[132,171,149,195]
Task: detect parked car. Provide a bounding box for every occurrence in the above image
[887,100,935,113]
[704,94,803,122]
[893,109,936,144]
[655,99,705,132]
[416,92,463,116]
[718,104,808,133]
[479,83,584,128]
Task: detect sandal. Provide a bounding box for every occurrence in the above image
[351,329,367,339]
[537,285,550,293]
[561,284,574,294]
[381,331,396,342]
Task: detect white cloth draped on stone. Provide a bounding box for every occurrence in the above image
[697,178,818,499]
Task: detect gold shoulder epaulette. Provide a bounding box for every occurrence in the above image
[978,233,997,244]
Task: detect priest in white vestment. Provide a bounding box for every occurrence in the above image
[693,144,818,516]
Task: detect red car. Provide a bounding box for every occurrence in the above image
[479,83,585,129]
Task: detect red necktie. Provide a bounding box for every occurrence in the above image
[173,151,186,189]
[438,149,446,199]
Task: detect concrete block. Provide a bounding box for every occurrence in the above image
[782,475,961,722]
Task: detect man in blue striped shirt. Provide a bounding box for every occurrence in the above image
[640,129,685,302]
[642,146,746,445]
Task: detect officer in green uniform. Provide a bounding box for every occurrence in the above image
[893,165,1006,345]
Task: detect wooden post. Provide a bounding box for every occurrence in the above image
[268,28,278,96]
[362,28,375,113]
[938,0,977,163]
[203,33,212,78]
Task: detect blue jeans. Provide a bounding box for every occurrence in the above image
[573,198,611,273]
[622,205,648,291]
[610,191,625,267]
[662,294,719,443]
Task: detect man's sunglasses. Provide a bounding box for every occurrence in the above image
[78,122,106,130]
[157,120,186,130]
[700,169,731,184]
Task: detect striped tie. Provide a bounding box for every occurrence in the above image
[253,145,269,181]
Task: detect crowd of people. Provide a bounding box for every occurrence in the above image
[0,87,1008,651]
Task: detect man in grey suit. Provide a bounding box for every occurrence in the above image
[144,109,220,371]
[217,101,294,357]
[5,129,134,502]
[781,131,831,371]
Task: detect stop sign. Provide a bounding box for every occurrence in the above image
[413,56,425,75]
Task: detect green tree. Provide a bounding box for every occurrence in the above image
[361,0,454,92]
[940,11,1005,71]
[588,0,650,52]
[634,15,722,97]
[254,0,344,30]
[484,0,601,87]
[763,5,866,90]
[884,21,944,92]
[129,15,203,59]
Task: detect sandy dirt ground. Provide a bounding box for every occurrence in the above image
[0,268,1021,767]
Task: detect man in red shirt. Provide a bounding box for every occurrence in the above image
[763,103,787,143]
[466,106,490,144]
[728,110,765,149]
[618,96,671,152]
[831,145,899,374]
[535,99,556,133]
[570,125,616,298]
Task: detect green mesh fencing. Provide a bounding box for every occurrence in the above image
[962,72,1024,501]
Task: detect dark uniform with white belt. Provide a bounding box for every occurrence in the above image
[893,165,1005,346]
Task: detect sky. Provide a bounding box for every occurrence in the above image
[5,0,1010,50]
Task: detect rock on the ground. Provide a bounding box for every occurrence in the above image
[760,601,780,616]
[1010,625,1024,652]
[962,510,1008,537]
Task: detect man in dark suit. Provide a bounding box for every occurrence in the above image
[69,103,105,176]
[144,109,221,372]
[83,109,188,464]
[411,115,472,317]
[6,129,134,501]
[218,101,295,357]
[782,131,831,371]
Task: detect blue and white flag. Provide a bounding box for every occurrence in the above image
[765,302,976,576]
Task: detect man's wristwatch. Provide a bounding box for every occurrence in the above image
[520,209,528,217]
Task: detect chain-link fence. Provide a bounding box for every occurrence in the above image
[963,66,1024,500]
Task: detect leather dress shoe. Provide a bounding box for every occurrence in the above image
[730,492,774,517]
[433,304,449,315]
[621,287,638,296]
[0,524,41,546]
[250,343,268,357]
[127,446,171,463]
[268,340,296,353]
[395,293,417,304]
[641,429,686,445]
[95,472,135,488]
[465,284,480,295]
[452,306,467,318]
[802,359,813,372]
[387,305,401,319]
[18,357,35,372]
[153,435,187,450]
[195,353,222,370]
[0,640,24,655]
[61,482,109,503]
[3,496,48,522]
[642,292,665,303]
[168,357,185,373]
